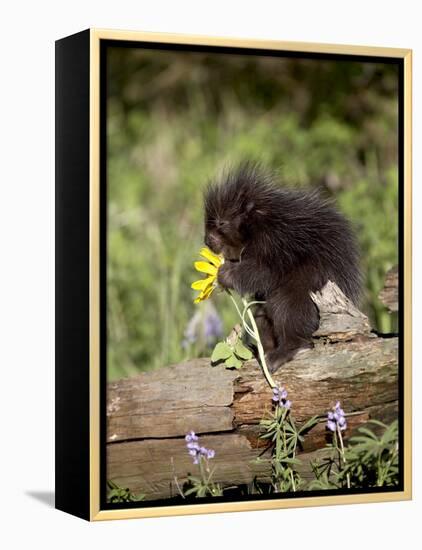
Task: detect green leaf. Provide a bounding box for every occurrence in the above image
[211,342,232,363]
[234,340,253,360]
[184,487,199,496]
[357,427,378,440]
[298,416,320,434]
[188,476,201,483]
[225,354,243,369]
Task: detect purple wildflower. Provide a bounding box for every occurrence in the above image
[185,431,216,464]
[203,308,223,342]
[182,303,223,349]
[272,386,291,409]
[185,430,199,443]
[326,401,347,432]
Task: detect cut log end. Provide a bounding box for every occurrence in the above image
[378,265,399,312]
[310,280,372,341]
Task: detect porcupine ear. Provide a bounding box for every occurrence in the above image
[245,201,267,218]
[245,201,255,214]
[236,201,255,227]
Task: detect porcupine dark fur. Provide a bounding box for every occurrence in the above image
[203,162,362,371]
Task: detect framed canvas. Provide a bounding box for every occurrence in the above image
[55,28,412,521]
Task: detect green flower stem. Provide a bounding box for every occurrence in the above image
[241,297,276,389]
[226,290,255,338]
[225,290,276,388]
[337,426,351,489]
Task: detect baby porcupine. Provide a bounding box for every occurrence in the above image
[203,163,362,372]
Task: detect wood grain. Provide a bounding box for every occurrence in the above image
[106,278,399,499]
[378,265,399,312]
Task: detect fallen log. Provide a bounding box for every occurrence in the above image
[107,279,398,500]
[378,265,399,312]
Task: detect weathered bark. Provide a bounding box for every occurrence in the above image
[310,281,372,340]
[107,280,398,500]
[378,265,399,312]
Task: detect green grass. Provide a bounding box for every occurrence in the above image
[106,49,399,380]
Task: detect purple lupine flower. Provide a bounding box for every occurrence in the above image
[182,302,223,349]
[182,315,198,348]
[185,430,199,443]
[326,401,347,432]
[185,431,216,464]
[272,386,291,409]
[187,442,200,453]
[203,307,223,343]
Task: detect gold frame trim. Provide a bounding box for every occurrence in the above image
[88,28,412,521]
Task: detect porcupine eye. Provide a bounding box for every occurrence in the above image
[216,219,230,233]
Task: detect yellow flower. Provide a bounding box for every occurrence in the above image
[191,247,223,303]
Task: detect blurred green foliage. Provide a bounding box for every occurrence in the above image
[107,47,399,380]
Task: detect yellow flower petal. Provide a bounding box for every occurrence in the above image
[191,276,214,290]
[194,284,215,303]
[192,247,222,303]
[203,285,215,298]
[193,291,206,304]
[194,261,217,276]
[199,247,223,267]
